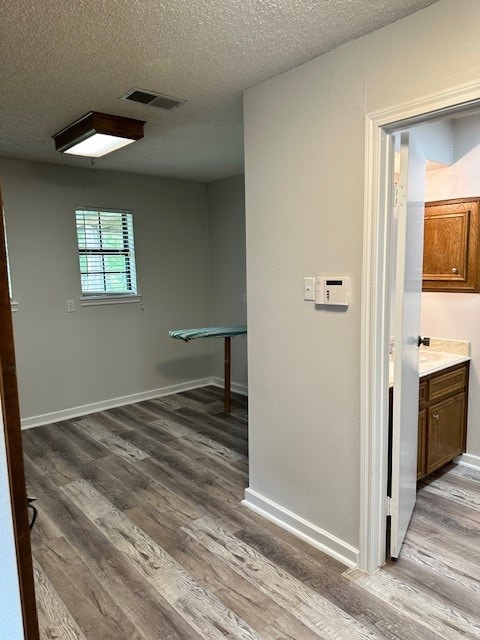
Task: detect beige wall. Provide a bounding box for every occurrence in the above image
[1,158,212,421]
[206,175,247,390]
[244,0,480,553]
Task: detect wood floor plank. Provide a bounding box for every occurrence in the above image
[415,490,480,536]
[149,395,186,411]
[124,505,314,637]
[155,393,221,415]
[50,419,111,460]
[420,474,480,511]
[179,387,222,405]
[91,452,204,521]
[154,404,248,451]
[34,536,147,640]
[111,402,190,432]
[177,406,249,449]
[184,516,391,640]
[121,426,247,499]
[74,416,150,461]
[90,409,137,436]
[24,456,204,640]
[404,528,480,582]
[136,455,258,530]
[62,479,264,640]
[22,426,86,486]
[408,509,480,568]
[388,549,480,619]
[148,396,248,443]
[29,506,63,547]
[33,558,88,640]
[346,565,480,639]
[182,386,248,413]
[22,387,480,640]
[95,403,249,485]
[234,522,445,640]
[448,463,480,485]
[150,414,248,473]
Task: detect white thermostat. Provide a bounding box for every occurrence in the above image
[315,276,350,306]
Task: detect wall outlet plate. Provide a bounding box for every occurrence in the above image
[304,277,315,301]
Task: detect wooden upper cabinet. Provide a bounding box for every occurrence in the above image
[423,197,480,292]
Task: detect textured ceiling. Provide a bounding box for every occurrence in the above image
[0,0,438,182]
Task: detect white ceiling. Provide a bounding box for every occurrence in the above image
[0,0,438,182]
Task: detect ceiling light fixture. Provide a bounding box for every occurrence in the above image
[53,111,145,158]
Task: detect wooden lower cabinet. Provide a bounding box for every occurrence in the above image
[425,393,465,476]
[417,361,469,481]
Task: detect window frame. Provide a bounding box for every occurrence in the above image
[75,206,141,306]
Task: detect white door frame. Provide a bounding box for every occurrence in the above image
[359,79,480,574]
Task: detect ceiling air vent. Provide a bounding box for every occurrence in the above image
[122,88,186,111]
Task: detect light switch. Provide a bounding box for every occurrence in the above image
[304,277,315,301]
[67,299,75,313]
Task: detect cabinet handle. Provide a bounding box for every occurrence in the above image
[432,413,439,420]
[452,267,457,274]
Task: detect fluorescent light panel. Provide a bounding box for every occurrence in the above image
[53,112,145,158]
[64,134,136,157]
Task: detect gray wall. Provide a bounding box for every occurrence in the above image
[1,158,212,421]
[206,175,247,390]
[243,0,480,554]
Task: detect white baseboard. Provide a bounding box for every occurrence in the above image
[211,376,248,396]
[456,452,480,471]
[242,488,359,568]
[21,378,215,430]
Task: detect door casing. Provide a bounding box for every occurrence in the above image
[359,80,480,574]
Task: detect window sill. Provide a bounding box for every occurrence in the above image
[80,294,142,307]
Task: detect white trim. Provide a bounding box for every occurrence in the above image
[242,489,358,568]
[367,79,480,129]
[211,377,248,396]
[80,294,142,307]
[456,453,480,471]
[359,120,393,574]
[360,80,480,574]
[21,378,214,429]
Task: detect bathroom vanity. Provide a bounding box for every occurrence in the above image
[417,361,469,480]
[389,339,470,481]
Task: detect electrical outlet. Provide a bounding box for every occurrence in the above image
[67,299,75,313]
[243,292,247,304]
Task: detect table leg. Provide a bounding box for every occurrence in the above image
[224,336,231,412]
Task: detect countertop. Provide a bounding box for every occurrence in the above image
[389,337,470,387]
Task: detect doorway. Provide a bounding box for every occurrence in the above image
[359,81,480,574]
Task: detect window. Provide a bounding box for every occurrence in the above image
[75,207,138,299]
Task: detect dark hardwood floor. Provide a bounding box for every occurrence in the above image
[23,386,480,639]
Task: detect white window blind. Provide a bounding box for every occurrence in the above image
[75,208,138,296]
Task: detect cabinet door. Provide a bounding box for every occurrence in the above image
[423,198,480,292]
[417,409,426,480]
[426,393,465,475]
